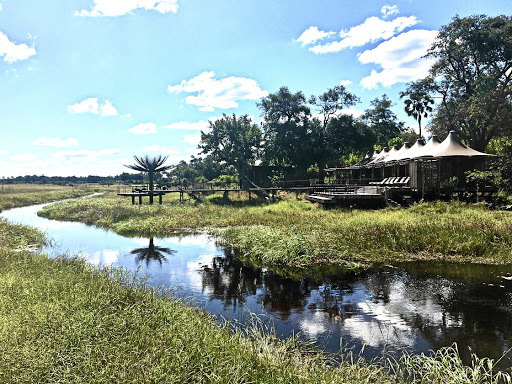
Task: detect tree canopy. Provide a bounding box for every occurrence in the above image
[199,114,262,187]
[423,14,512,150]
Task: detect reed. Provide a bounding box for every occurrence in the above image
[39,193,512,268]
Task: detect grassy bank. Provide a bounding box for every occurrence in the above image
[0,184,99,212]
[0,222,392,383]
[39,193,512,269]
[1,218,510,383]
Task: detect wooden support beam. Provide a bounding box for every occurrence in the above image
[131,196,135,205]
[159,194,163,205]
[139,195,142,205]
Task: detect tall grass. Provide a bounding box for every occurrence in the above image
[39,193,512,268]
[0,184,98,211]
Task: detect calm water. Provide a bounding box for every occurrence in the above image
[2,201,512,369]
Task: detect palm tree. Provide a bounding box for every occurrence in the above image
[125,155,173,204]
[403,96,434,138]
[400,79,435,138]
[130,238,176,266]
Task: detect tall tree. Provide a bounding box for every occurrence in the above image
[399,79,435,138]
[258,87,312,175]
[425,14,512,151]
[361,94,405,146]
[125,155,173,204]
[310,85,360,128]
[199,114,262,188]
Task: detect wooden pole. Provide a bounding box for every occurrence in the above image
[139,195,142,205]
[131,196,135,205]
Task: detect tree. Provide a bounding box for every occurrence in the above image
[125,155,173,204]
[399,79,435,138]
[199,114,262,188]
[424,15,512,151]
[361,94,405,146]
[258,87,312,175]
[310,85,360,128]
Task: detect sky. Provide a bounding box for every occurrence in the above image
[1,0,511,177]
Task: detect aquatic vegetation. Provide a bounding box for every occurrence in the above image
[0,184,98,212]
[39,193,512,268]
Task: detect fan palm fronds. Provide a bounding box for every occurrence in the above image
[125,155,174,173]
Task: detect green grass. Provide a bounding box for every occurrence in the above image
[0,184,99,212]
[39,193,512,270]
[1,186,511,382]
[1,218,510,383]
[0,221,391,383]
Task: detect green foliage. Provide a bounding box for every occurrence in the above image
[399,78,435,137]
[362,95,405,146]
[259,87,312,172]
[40,195,512,267]
[199,114,262,187]
[426,15,512,151]
[387,137,404,148]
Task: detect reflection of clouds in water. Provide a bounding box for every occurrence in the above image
[300,312,327,337]
[103,249,119,265]
[186,253,216,294]
[75,249,119,267]
[164,234,213,247]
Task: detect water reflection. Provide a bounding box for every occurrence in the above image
[197,253,512,369]
[130,237,176,266]
[1,203,512,369]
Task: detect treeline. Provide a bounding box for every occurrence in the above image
[195,14,512,186]
[1,173,144,185]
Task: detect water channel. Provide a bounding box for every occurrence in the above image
[2,200,512,369]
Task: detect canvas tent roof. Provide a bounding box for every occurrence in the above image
[412,135,442,158]
[429,131,490,157]
[395,138,425,161]
[384,142,411,163]
[367,146,391,165]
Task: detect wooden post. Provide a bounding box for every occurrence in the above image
[248,190,252,201]
[159,193,163,205]
[139,195,142,205]
[131,196,135,205]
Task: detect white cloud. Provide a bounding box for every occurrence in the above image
[311,107,364,121]
[75,0,179,17]
[167,71,268,112]
[162,120,210,131]
[67,98,120,116]
[0,149,8,155]
[183,133,201,146]
[0,4,3,12]
[129,122,158,134]
[32,137,79,147]
[339,80,353,86]
[297,26,335,46]
[51,148,120,160]
[100,100,118,116]
[0,31,36,63]
[381,4,399,18]
[67,98,99,114]
[10,153,36,162]
[144,145,179,155]
[310,16,418,54]
[359,29,438,89]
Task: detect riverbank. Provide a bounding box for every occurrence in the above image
[39,192,512,270]
[2,188,511,382]
[0,184,100,212]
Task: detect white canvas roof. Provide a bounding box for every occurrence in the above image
[430,131,490,157]
[412,135,442,158]
[384,142,411,163]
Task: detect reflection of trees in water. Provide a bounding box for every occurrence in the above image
[130,237,176,266]
[358,265,512,369]
[199,249,512,368]
[200,248,261,308]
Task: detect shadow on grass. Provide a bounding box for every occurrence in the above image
[206,195,275,207]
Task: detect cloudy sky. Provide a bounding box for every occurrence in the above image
[1,0,510,177]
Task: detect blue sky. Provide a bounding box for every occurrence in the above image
[1,0,511,177]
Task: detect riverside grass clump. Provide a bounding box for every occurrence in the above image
[0,220,510,383]
[0,184,97,212]
[0,221,392,383]
[39,193,512,268]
